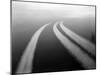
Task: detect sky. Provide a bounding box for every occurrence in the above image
[12,0,95,19]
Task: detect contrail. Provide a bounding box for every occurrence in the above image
[16,23,50,73]
[53,22,95,69]
[60,21,95,56]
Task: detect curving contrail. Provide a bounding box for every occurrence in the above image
[16,23,50,73]
[53,22,95,69]
[59,21,95,56]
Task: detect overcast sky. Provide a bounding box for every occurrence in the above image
[12,0,95,19]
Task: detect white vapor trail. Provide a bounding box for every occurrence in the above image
[60,21,95,56]
[16,23,50,73]
[53,22,95,69]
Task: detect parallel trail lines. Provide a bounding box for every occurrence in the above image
[16,23,50,73]
[16,21,95,74]
[53,22,95,69]
[60,21,95,56]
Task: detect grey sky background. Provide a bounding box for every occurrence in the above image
[12,1,95,19]
[12,1,96,73]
